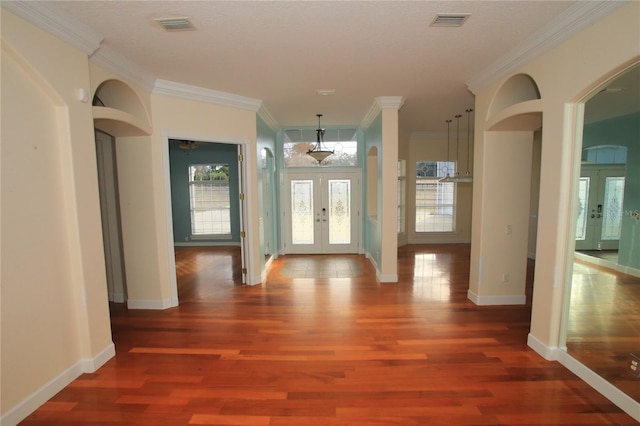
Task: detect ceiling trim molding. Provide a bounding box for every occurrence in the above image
[2,1,103,56]
[361,96,406,130]
[257,105,279,132]
[467,1,625,94]
[91,48,156,92]
[376,96,406,110]
[360,101,381,130]
[153,80,262,112]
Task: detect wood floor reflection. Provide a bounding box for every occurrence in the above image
[20,245,636,425]
[567,258,640,402]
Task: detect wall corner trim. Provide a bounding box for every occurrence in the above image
[0,343,115,426]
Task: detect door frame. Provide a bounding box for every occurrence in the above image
[281,168,362,255]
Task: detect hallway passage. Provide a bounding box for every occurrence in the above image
[20,245,636,425]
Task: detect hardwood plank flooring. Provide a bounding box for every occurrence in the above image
[567,258,640,402]
[20,245,637,425]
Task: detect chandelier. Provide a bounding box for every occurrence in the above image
[306,114,334,164]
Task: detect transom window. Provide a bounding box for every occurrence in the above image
[188,164,231,236]
[283,128,358,167]
[415,161,455,233]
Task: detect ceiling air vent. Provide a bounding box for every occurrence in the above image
[431,14,470,27]
[155,17,195,32]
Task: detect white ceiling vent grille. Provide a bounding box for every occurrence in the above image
[431,14,470,27]
[155,17,195,31]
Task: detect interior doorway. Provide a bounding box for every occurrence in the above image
[95,130,127,303]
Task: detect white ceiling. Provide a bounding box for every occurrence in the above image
[10,1,629,133]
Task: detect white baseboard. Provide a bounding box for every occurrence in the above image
[127,298,176,310]
[557,350,640,421]
[574,252,640,278]
[174,241,241,247]
[467,289,526,305]
[407,237,471,244]
[1,342,115,426]
[377,272,398,283]
[527,333,640,422]
[527,333,560,360]
[109,292,126,303]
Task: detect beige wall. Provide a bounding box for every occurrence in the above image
[150,94,261,289]
[470,2,640,351]
[407,132,473,244]
[1,10,113,420]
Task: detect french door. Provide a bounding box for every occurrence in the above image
[283,171,360,254]
[575,165,625,251]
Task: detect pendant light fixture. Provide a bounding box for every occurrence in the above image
[449,114,462,181]
[178,140,198,150]
[306,114,334,164]
[456,108,474,183]
[439,119,453,182]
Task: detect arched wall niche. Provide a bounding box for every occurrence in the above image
[92,79,152,137]
[488,73,541,121]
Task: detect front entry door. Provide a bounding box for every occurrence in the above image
[575,165,625,251]
[283,171,359,254]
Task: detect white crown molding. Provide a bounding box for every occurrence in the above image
[360,100,381,130]
[376,96,406,110]
[90,47,156,92]
[257,104,279,131]
[467,1,626,94]
[153,79,262,112]
[2,0,103,55]
[361,96,406,129]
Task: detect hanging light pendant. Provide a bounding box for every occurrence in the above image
[449,114,462,182]
[178,140,198,150]
[439,119,453,182]
[307,114,334,164]
[456,108,474,183]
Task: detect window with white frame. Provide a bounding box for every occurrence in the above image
[189,164,231,236]
[415,161,455,232]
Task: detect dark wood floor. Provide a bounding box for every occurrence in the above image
[20,245,637,425]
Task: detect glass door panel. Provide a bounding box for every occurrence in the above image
[601,177,625,241]
[327,179,351,245]
[575,177,590,241]
[575,166,625,251]
[283,171,359,254]
[290,180,315,245]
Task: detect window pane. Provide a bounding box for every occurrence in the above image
[575,177,589,240]
[189,164,230,235]
[291,180,314,244]
[601,177,625,240]
[283,128,358,167]
[328,179,350,244]
[415,161,455,233]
